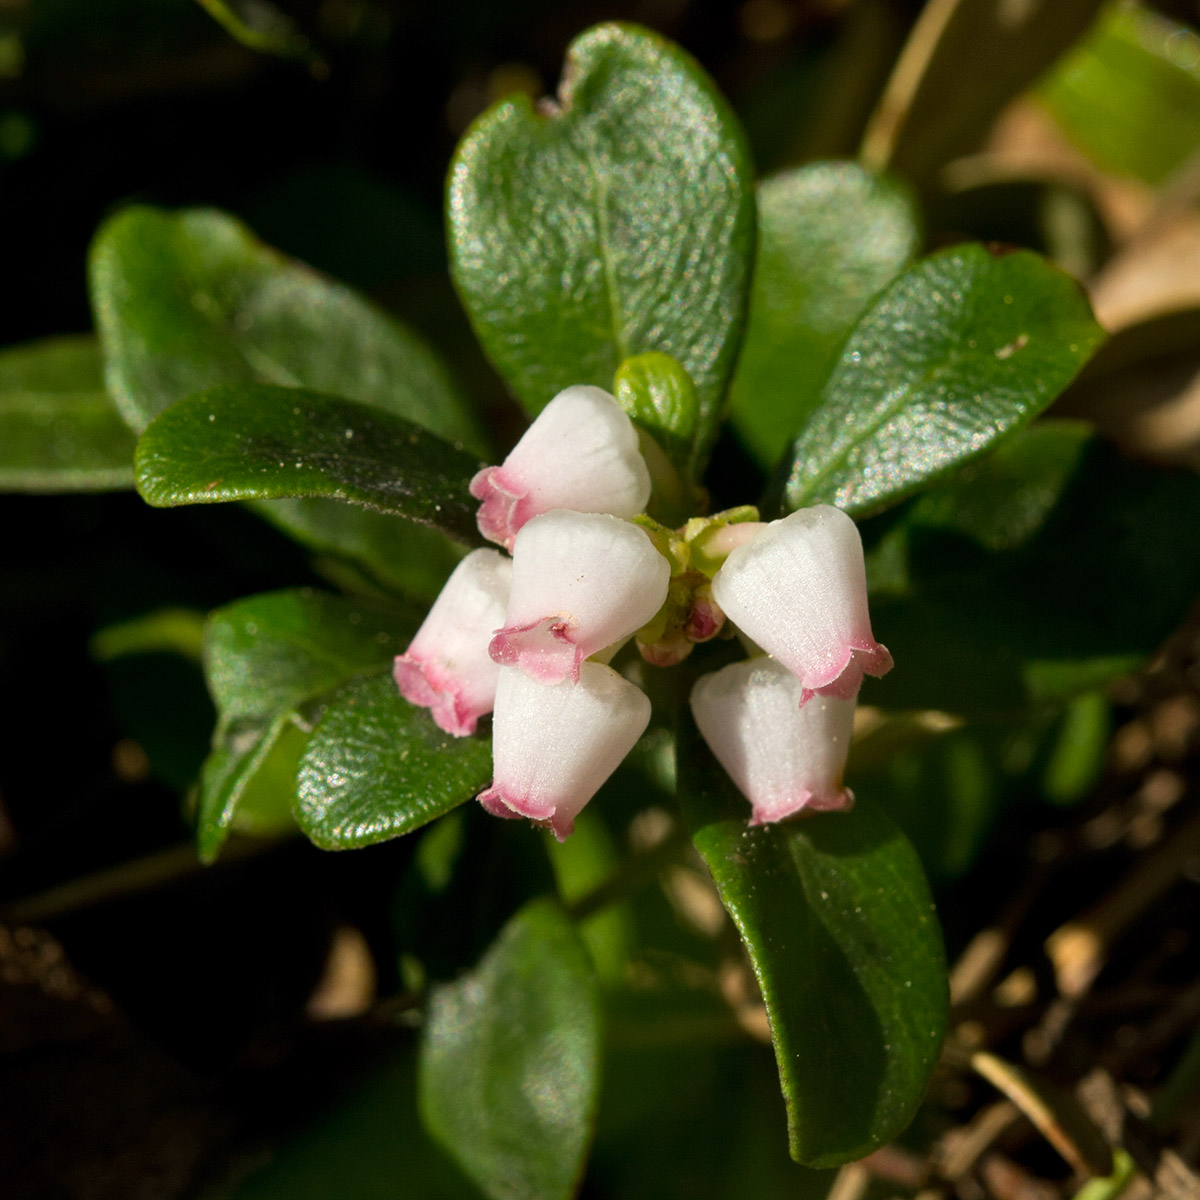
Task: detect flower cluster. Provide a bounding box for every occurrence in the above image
[394,384,892,837]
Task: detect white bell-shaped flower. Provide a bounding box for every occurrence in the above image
[478,662,651,840]
[393,548,512,737]
[490,510,670,685]
[470,384,652,551]
[711,505,892,703]
[690,656,856,825]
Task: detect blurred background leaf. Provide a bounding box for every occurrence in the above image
[0,335,136,491]
[728,162,920,472]
[419,899,602,1200]
[1040,2,1200,185]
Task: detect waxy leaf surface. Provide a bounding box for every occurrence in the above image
[729,164,918,471]
[296,672,492,849]
[0,335,136,491]
[779,244,1103,516]
[448,22,755,475]
[197,589,412,861]
[135,385,482,544]
[420,899,602,1200]
[680,737,947,1167]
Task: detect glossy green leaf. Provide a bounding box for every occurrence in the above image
[1041,4,1200,185]
[134,385,483,544]
[89,205,481,447]
[680,739,947,1167]
[0,335,136,491]
[861,0,1106,184]
[420,898,602,1200]
[863,421,1200,715]
[729,164,919,471]
[296,672,492,849]
[197,588,412,861]
[779,244,1103,516]
[448,22,755,475]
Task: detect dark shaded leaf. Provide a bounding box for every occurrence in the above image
[419,898,601,1200]
[195,0,322,67]
[233,1046,484,1200]
[447,22,755,475]
[255,497,466,603]
[778,244,1103,516]
[135,385,482,544]
[863,421,1200,714]
[0,335,136,491]
[197,588,412,861]
[729,164,919,471]
[680,735,947,1167]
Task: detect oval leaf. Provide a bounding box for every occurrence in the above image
[779,244,1104,516]
[0,335,136,491]
[296,672,493,849]
[134,384,483,543]
[679,733,948,1167]
[419,898,602,1200]
[447,22,755,474]
[729,163,919,471]
[89,204,482,448]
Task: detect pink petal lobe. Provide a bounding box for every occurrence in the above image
[477,786,527,821]
[748,785,854,826]
[393,654,478,737]
[712,505,893,700]
[392,548,512,736]
[469,466,532,551]
[477,663,651,840]
[488,617,582,684]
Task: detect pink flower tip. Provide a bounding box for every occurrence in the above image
[393,654,485,737]
[748,786,855,827]
[469,465,530,552]
[468,385,651,550]
[477,785,576,841]
[488,617,582,684]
